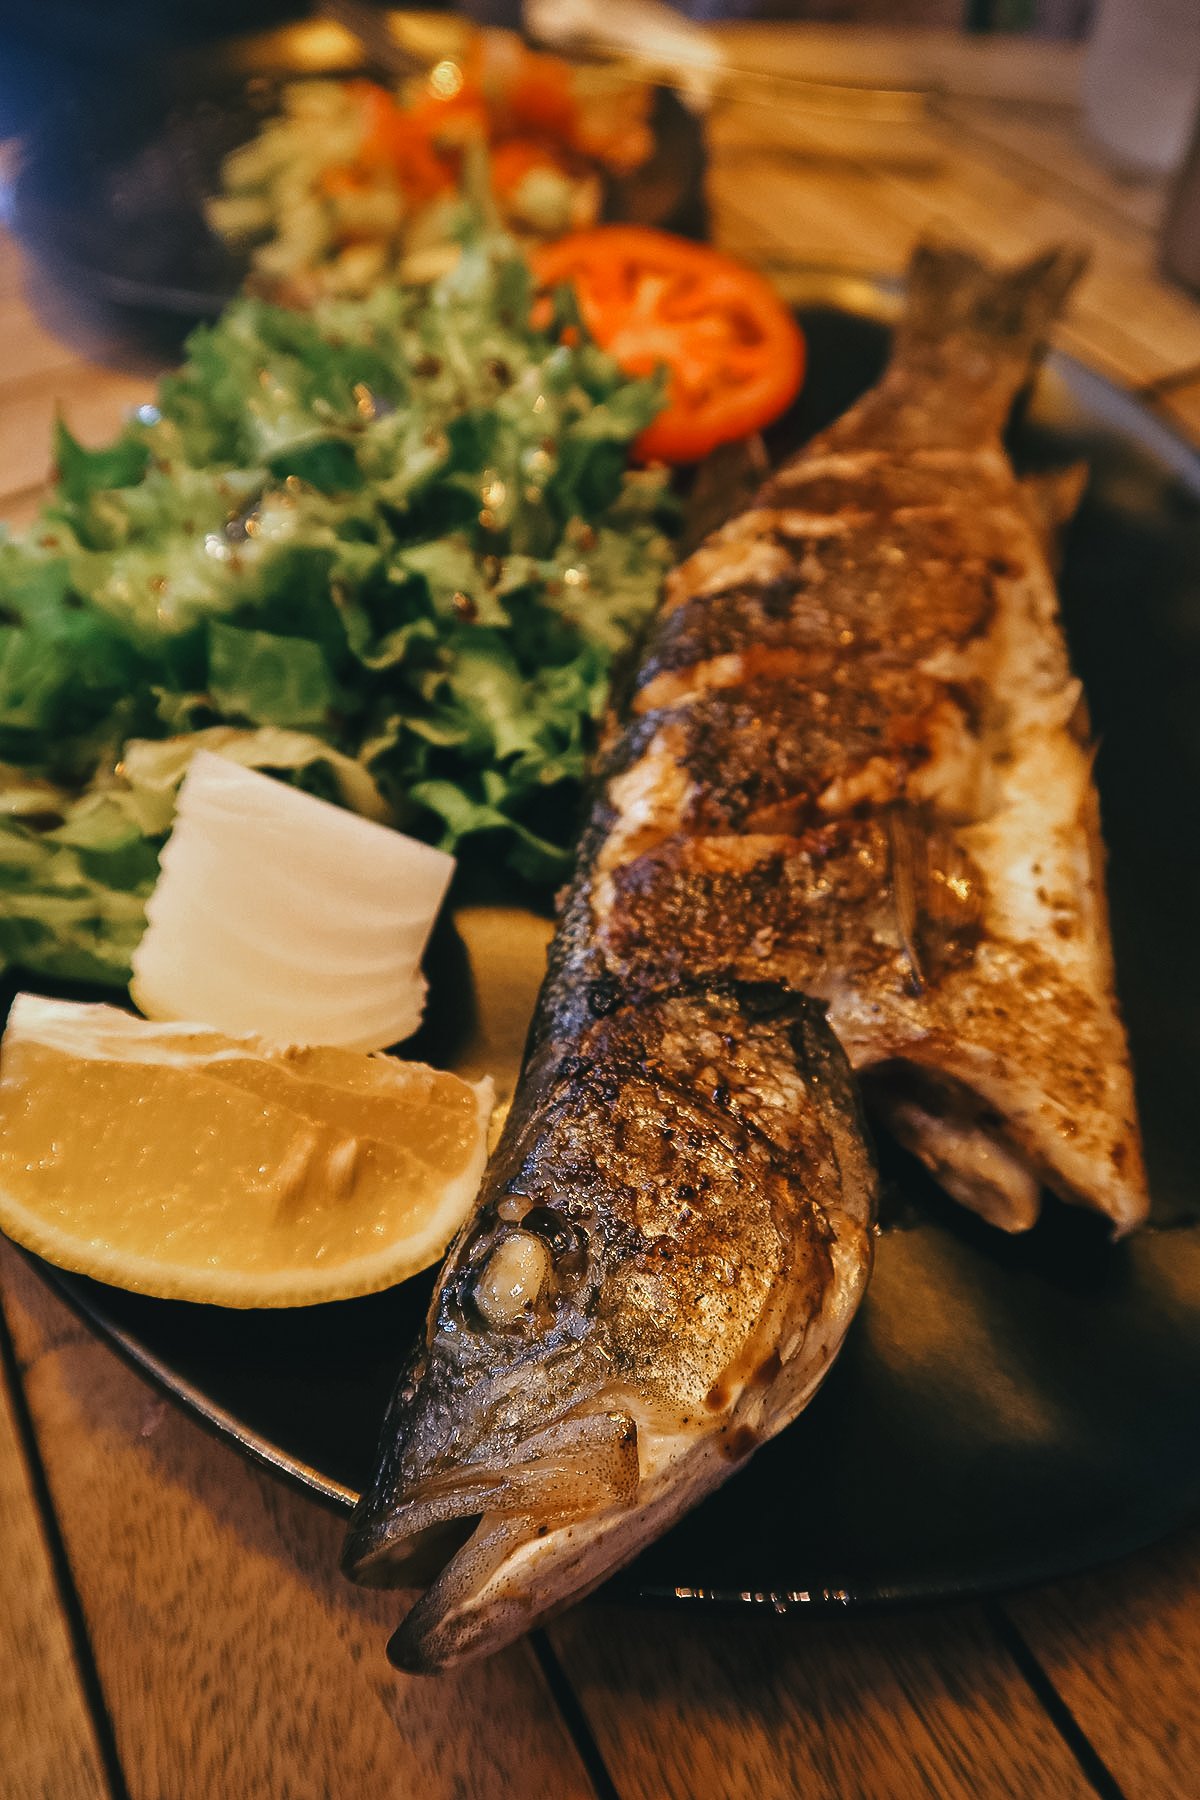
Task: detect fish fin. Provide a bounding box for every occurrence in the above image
[817,240,1088,451]
[1019,463,1089,570]
[885,805,984,995]
[863,1030,1148,1236]
[895,239,1088,375]
[681,434,771,553]
[865,1065,1044,1232]
[886,806,927,997]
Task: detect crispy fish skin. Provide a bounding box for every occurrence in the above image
[606,242,1147,1232]
[344,970,876,1670]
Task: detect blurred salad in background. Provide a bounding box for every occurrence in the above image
[207,28,656,303]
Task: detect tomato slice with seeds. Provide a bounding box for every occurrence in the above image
[533,227,806,464]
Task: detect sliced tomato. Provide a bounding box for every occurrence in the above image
[533,227,806,463]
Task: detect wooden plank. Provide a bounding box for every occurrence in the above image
[0,292,84,392]
[550,1601,1095,1800]
[0,232,32,303]
[866,141,1200,383]
[0,237,168,509]
[0,482,53,536]
[1004,1524,1200,1800]
[0,1337,110,1800]
[708,139,924,274]
[714,23,1084,107]
[710,100,948,176]
[704,33,1200,394]
[707,109,1200,389]
[930,95,1166,234]
[0,1246,598,1800]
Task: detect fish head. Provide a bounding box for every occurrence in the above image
[342,986,875,1670]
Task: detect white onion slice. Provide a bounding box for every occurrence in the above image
[178,754,451,913]
[130,752,454,1049]
[137,893,429,994]
[133,938,425,1049]
[147,839,436,953]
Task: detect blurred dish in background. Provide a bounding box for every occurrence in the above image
[1083,0,1200,177]
[207,29,660,302]
[8,15,706,343]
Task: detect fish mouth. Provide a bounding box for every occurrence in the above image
[345,1209,877,1671]
[342,1406,644,1669]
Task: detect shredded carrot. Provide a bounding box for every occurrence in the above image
[317,164,372,199]
[506,55,578,142]
[351,81,456,204]
[489,137,573,197]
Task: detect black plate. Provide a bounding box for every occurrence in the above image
[21,276,1200,1612]
[7,17,706,347]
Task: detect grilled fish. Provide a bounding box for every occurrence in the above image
[344,975,876,1668]
[344,242,1147,1669]
[604,241,1147,1233]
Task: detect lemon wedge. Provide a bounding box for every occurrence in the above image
[0,995,493,1307]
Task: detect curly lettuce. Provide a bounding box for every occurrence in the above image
[0,239,674,986]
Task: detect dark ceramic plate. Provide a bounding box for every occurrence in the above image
[8,17,707,344]
[23,273,1200,1612]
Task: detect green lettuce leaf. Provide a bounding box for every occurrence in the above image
[207,623,343,729]
[0,816,155,986]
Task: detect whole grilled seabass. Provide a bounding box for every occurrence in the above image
[344,243,1148,1668]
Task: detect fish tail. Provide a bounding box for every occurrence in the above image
[820,240,1088,451]
[895,239,1087,373]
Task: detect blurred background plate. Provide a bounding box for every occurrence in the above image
[22,277,1200,1613]
[5,14,707,345]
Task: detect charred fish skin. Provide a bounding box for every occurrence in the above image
[603,242,1147,1234]
[344,981,876,1671]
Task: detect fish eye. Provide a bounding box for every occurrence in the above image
[518,1204,581,1262]
[473,1230,552,1331]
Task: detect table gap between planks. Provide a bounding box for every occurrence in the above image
[2,25,1199,1800]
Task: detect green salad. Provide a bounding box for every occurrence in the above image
[0,240,674,987]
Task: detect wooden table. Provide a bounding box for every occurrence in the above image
[3,26,1200,1799]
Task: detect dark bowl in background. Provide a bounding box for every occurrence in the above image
[6,17,707,353]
